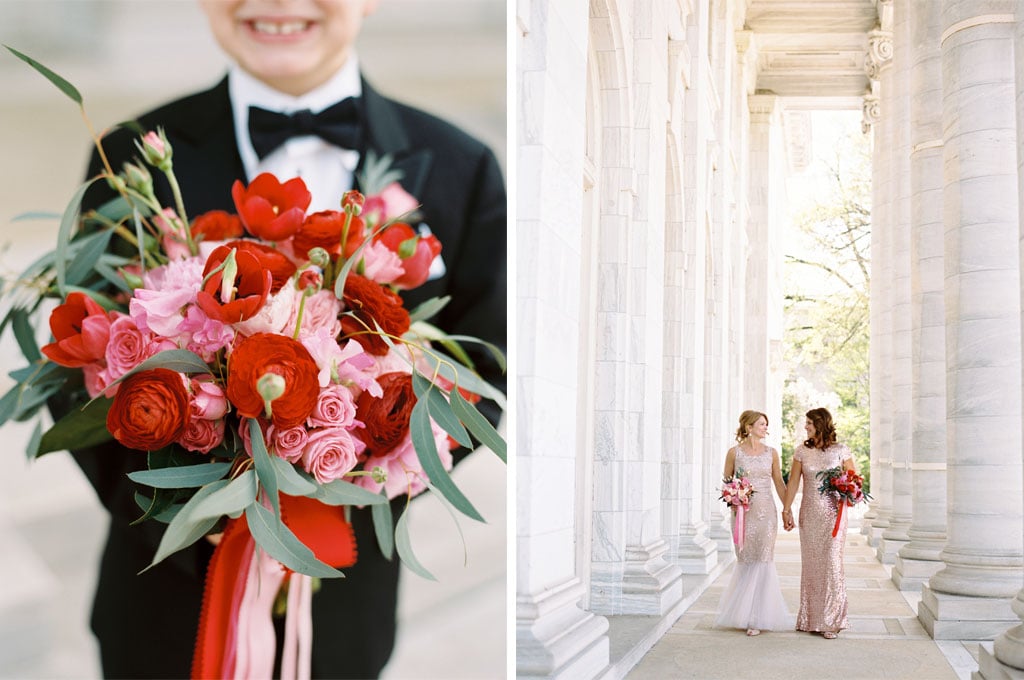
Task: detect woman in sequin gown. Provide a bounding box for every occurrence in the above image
[782,407,856,639]
[714,410,793,636]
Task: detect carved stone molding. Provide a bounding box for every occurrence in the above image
[865,29,893,80]
[862,93,880,133]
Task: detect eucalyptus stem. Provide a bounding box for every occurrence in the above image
[164,170,196,256]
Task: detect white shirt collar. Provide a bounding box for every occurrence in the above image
[229,56,363,176]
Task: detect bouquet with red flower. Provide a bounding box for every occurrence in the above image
[1,49,505,679]
[816,467,870,537]
[720,469,755,550]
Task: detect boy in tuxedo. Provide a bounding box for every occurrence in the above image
[72,1,506,677]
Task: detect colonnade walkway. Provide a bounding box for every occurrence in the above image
[628,515,983,679]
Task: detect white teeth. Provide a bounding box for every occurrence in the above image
[252,20,308,36]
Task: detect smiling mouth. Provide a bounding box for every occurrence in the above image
[246,19,314,36]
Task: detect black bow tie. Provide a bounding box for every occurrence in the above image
[248,97,362,160]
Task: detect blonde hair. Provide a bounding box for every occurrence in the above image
[735,410,768,443]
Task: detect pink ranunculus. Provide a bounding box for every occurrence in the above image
[104,315,170,383]
[178,305,235,361]
[289,289,341,338]
[268,424,309,463]
[130,257,205,340]
[190,378,228,420]
[233,283,298,336]
[355,420,452,499]
[364,181,418,224]
[308,384,358,429]
[154,207,190,260]
[301,427,360,484]
[178,417,225,454]
[360,240,405,285]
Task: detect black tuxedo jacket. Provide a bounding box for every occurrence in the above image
[72,77,505,679]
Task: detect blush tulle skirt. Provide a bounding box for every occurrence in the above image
[714,561,793,631]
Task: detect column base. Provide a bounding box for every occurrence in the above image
[892,555,943,591]
[707,513,734,554]
[517,578,610,680]
[667,527,719,575]
[591,540,683,616]
[918,585,1019,640]
[876,537,908,564]
[977,641,1024,679]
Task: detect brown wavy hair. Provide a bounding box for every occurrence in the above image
[803,407,837,450]
[734,410,768,443]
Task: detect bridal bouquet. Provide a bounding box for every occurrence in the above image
[720,469,755,550]
[816,467,870,537]
[1,48,505,679]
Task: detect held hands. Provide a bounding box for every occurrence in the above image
[781,508,795,531]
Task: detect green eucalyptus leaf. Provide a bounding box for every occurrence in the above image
[395,508,435,581]
[132,488,184,525]
[371,491,394,560]
[411,373,471,449]
[313,479,388,506]
[127,462,232,489]
[5,45,83,104]
[441,335,507,374]
[92,261,132,293]
[100,350,211,398]
[12,211,61,222]
[25,419,43,460]
[333,219,391,298]
[410,399,483,522]
[249,419,280,518]
[13,382,62,422]
[0,384,20,427]
[142,481,227,572]
[37,397,113,455]
[450,386,506,462]
[269,456,317,496]
[423,479,468,566]
[245,503,345,578]
[189,470,257,521]
[408,295,450,323]
[55,179,100,297]
[66,229,113,286]
[420,350,506,409]
[10,309,40,363]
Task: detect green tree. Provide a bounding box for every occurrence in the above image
[782,129,871,491]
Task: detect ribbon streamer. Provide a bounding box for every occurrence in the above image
[832,501,846,538]
[734,505,746,551]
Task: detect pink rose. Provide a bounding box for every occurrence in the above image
[105,315,171,383]
[289,289,341,338]
[178,306,235,361]
[355,420,452,499]
[363,181,418,224]
[83,363,110,399]
[178,417,225,454]
[308,384,358,429]
[361,240,405,284]
[301,428,360,484]
[268,424,309,463]
[190,378,228,420]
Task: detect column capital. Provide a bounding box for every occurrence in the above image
[748,93,778,117]
[862,93,881,133]
[865,28,893,80]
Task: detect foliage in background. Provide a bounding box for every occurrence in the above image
[781,130,871,491]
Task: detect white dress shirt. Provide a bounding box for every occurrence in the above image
[228,57,362,213]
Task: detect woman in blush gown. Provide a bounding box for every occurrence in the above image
[782,407,856,639]
[714,410,793,636]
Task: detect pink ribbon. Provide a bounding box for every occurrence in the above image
[734,505,746,551]
[281,573,314,680]
[232,548,288,679]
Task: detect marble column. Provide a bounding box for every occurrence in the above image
[516,2,610,676]
[982,4,1024,676]
[892,0,947,591]
[918,0,1023,641]
[865,26,895,548]
[878,0,912,566]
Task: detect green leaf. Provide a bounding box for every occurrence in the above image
[420,350,506,409]
[411,373,471,449]
[5,45,83,105]
[245,503,345,578]
[12,211,60,222]
[269,456,317,496]
[10,309,40,363]
[25,419,43,460]
[116,120,145,135]
[333,219,391,298]
[423,479,468,566]
[55,179,100,297]
[99,350,211,399]
[395,508,436,580]
[408,296,450,323]
[313,479,388,506]
[371,491,394,560]
[132,488,184,525]
[37,398,113,455]
[93,261,132,293]
[441,334,508,374]
[249,419,280,518]
[127,462,232,489]
[143,481,227,572]
[410,399,483,522]
[189,470,257,521]
[0,384,20,427]
[450,386,506,462]
[66,229,113,286]
[12,382,62,422]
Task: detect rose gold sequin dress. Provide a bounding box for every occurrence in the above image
[794,442,853,633]
[714,446,793,631]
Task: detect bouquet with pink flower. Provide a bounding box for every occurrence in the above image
[816,467,871,537]
[1,48,505,679]
[720,469,755,550]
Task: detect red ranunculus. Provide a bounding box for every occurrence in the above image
[231,173,311,241]
[41,292,113,367]
[106,368,191,450]
[339,274,411,355]
[356,372,416,456]
[293,210,366,261]
[196,245,273,323]
[375,223,442,290]
[221,239,297,293]
[227,333,320,428]
[191,210,244,243]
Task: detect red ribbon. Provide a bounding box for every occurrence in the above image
[832,500,846,538]
[192,493,358,679]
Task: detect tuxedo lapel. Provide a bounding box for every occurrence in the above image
[359,78,434,198]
